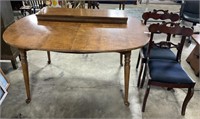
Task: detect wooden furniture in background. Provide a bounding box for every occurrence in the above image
[186,34,200,76]
[3,8,149,106]
[19,5,33,16]
[1,1,20,69]
[88,1,99,9]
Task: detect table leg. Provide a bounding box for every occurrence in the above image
[124,51,131,106]
[19,49,31,103]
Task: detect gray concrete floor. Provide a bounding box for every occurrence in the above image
[1,3,200,119]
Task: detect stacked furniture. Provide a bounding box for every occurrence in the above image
[135,9,180,88]
[141,22,195,116]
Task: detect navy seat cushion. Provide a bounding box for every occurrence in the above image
[142,44,176,60]
[149,59,194,84]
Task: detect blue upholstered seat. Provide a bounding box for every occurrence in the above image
[149,59,194,84]
[136,10,180,88]
[142,44,176,60]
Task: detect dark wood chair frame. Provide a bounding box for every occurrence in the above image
[141,22,195,116]
[134,9,180,88]
[87,1,99,9]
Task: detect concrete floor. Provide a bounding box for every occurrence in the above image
[1,3,200,119]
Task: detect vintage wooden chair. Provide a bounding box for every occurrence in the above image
[26,0,46,13]
[87,1,99,9]
[133,9,180,88]
[141,22,195,116]
[70,1,85,9]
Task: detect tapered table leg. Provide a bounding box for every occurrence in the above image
[19,49,31,103]
[124,51,131,106]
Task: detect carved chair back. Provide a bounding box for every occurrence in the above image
[142,9,180,25]
[147,22,193,62]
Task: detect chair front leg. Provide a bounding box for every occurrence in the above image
[136,52,141,69]
[142,84,151,112]
[181,87,194,116]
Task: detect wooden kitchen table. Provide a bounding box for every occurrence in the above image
[3,8,149,106]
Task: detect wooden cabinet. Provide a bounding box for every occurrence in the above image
[186,35,200,76]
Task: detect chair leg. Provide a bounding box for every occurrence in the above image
[47,51,51,64]
[18,54,21,61]
[142,85,151,112]
[122,3,125,10]
[137,62,144,87]
[136,53,141,69]
[167,88,173,90]
[181,87,194,116]
[119,4,121,10]
[11,59,17,69]
[120,53,123,66]
[140,64,147,88]
[186,36,192,44]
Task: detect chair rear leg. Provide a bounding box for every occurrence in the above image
[137,62,144,87]
[140,64,147,88]
[47,51,51,64]
[142,85,151,112]
[11,59,17,69]
[181,87,194,116]
[136,53,141,69]
[18,54,21,61]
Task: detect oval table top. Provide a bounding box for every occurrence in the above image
[3,14,149,53]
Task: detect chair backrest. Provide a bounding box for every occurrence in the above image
[142,9,180,25]
[147,22,193,62]
[26,0,45,9]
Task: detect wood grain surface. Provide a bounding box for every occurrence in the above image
[3,14,149,53]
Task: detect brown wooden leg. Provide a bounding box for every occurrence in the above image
[47,51,51,64]
[18,54,21,61]
[19,49,31,103]
[122,3,125,10]
[137,62,144,88]
[181,87,194,115]
[136,53,141,69]
[120,53,123,66]
[119,3,121,10]
[140,63,147,88]
[124,51,131,106]
[142,85,151,112]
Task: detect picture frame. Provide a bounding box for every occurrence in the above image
[0,68,10,90]
[0,82,8,105]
